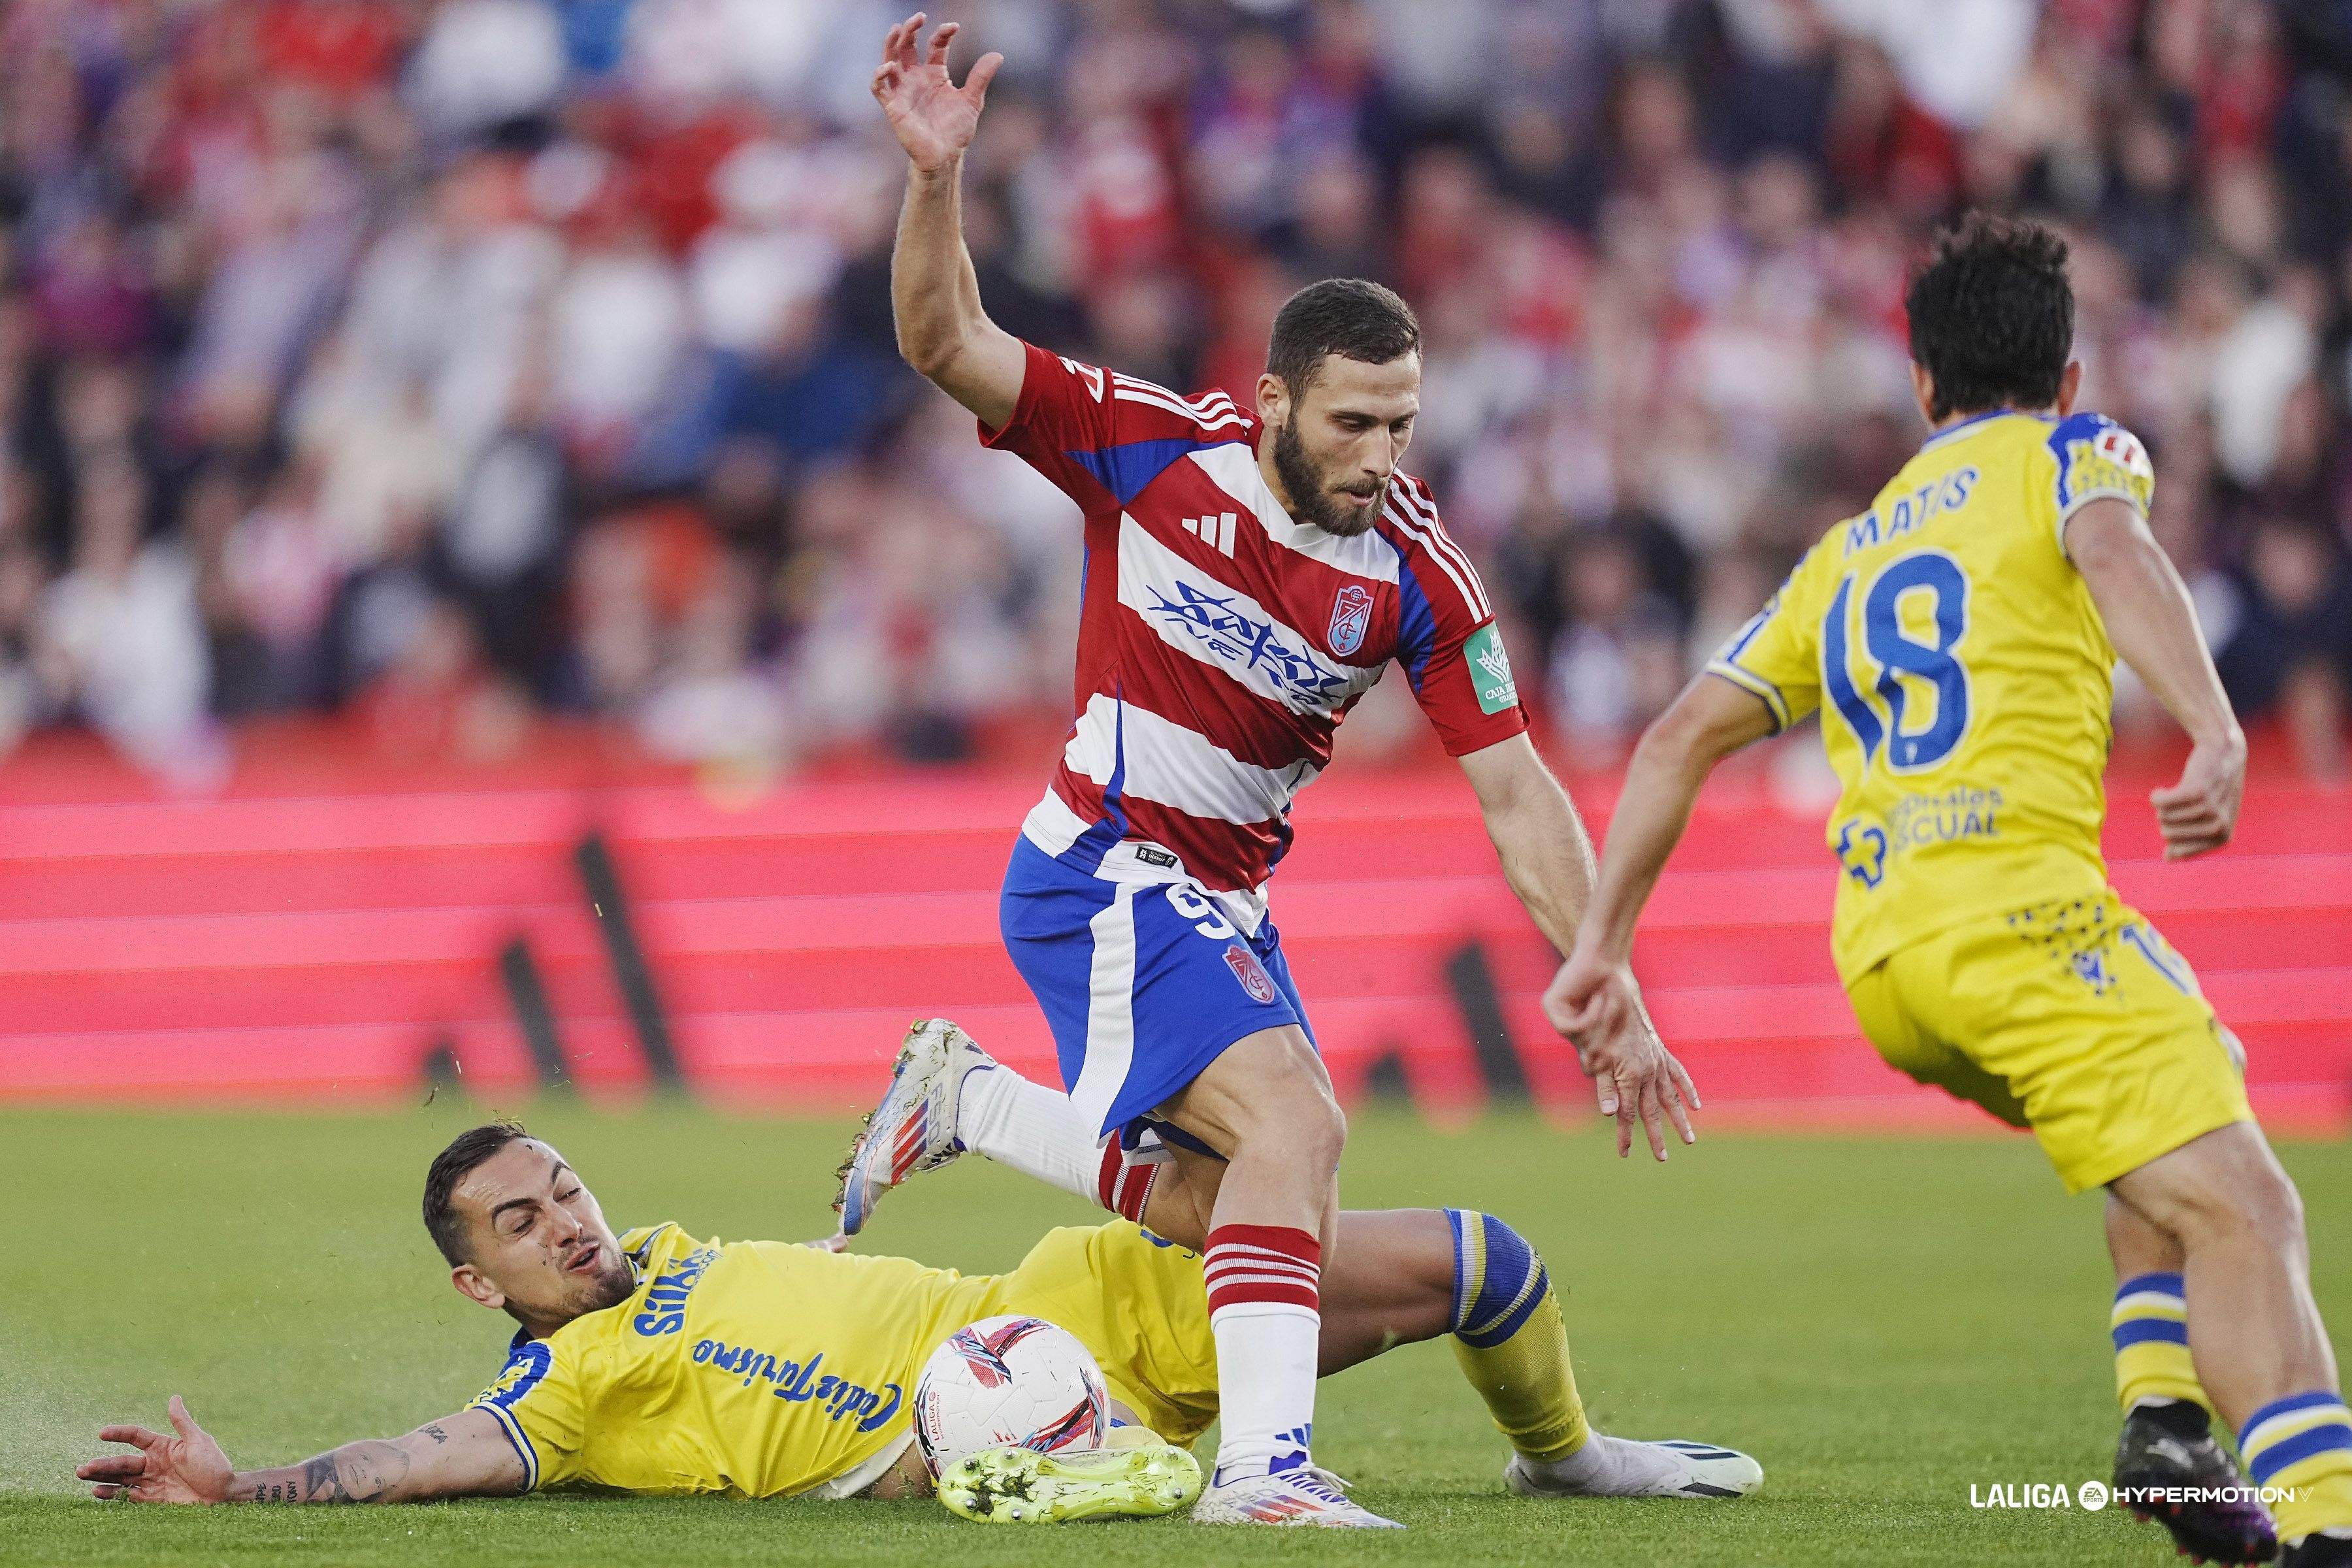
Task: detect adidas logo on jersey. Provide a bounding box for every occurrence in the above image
[1181,513,1239,556]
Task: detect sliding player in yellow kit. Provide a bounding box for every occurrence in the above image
[77,1120,1759,1522]
[1550,215,2352,1568]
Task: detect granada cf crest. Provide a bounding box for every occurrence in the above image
[1328,584,1373,657]
[1224,943,1278,1004]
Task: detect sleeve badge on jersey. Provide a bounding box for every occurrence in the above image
[1224,943,1279,1004]
[2093,427,2148,472]
[477,1340,554,1411]
[2052,414,2154,517]
[1328,585,1373,657]
[1465,623,1519,715]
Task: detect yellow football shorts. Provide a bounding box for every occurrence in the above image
[983,1221,1219,1446]
[1846,890,2253,1194]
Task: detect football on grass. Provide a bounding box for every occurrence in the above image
[911,1315,1109,1477]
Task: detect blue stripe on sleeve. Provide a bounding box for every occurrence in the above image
[1063,438,1226,506]
[477,1399,541,1490]
[1720,602,1774,664]
[1390,545,1439,691]
[1705,659,1790,732]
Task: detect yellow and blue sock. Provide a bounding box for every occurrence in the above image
[2239,1392,2352,1543]
[1445,1209,1588,1462]
[2110,1272,2208,1414]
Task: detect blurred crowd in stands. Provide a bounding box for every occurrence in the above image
[2,0,2350,787]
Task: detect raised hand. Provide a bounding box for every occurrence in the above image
[79,1396,235,1503]
[1544,947,1700,1161]
[872,14,1003,174]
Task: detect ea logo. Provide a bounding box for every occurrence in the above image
[2077,1480,2109,1511]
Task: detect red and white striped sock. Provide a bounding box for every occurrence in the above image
[1204,1224,1322,1479]
[1094,1140,1162,1224]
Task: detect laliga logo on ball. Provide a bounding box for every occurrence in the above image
[911,1315,1109,1477]
[2077,1480,2109,1511]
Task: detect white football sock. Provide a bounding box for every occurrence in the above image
[955,1063,1096,1198]
[1209,1302,1321,1478]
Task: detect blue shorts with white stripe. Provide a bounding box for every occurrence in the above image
[1000,830,1315,1143]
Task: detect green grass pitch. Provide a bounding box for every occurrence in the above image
[3,1103,2346,1566]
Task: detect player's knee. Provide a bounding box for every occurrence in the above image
[1217,1032,1344,1157]
[1232,1087,1343,1177]
[1281,1088,1346,1171]
[2217,1166,2306,1262]
[2149,1160,2305,1256]
[2242,1162,2307,1253]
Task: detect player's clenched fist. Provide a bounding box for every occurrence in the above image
[2149,732,2244,861]
[872,14,1002,174]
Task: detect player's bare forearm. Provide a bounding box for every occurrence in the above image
[238,1415,521,1504]
[1462,734,1597,953]
[234,1439,423,1504]
[874,16,1022,427]
[889,161,1022,427]
[1580,677,1776,960]
[2068,499,2240,751]
[2068,498,2246,857]
[82,1398,521,1505]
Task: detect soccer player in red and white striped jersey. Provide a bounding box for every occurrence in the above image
[865,13,1699,1529]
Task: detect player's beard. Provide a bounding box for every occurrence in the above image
[578,1252,638,1315]
[1273,414,1387,536]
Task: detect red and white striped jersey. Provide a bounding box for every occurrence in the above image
[982,342,1527,924]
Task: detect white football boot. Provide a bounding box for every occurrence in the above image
[836,1019,994,1234]
[1193,1464,1403,1528]
[1505,1435,1763,1500]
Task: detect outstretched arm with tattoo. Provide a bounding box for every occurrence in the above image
[78,1395,523,1504]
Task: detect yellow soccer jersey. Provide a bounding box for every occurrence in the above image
[469,1222,999,1498]
[1706,408,2156,982]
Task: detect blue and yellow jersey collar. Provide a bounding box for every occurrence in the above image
[1919,408,2053,453]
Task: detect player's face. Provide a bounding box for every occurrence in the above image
[1262,353,1420,536]
[447,1139,636,1333]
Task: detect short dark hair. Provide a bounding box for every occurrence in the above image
[1265,278,1421,397]
[423,1121,530,1266]
[1904,212,2074,422]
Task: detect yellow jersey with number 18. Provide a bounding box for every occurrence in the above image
[1705,408,2157,985]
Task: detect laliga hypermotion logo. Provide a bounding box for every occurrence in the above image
[1328,585,1373,658]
